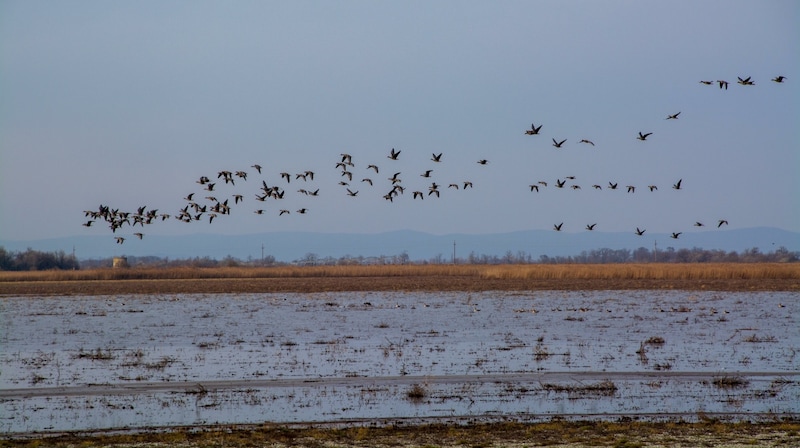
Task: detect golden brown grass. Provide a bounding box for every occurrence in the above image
[1,263,797,282]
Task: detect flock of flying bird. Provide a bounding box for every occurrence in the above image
[83,74,785,245]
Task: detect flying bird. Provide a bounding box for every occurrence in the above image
[699,80,713,85]
[421,170,433,178]
[388,148,401,160]
[367,164,379,173]
[648,185,658,191]
[635,227,646,236]
[717,219,729,228]
[717,80,729,90]
[672,179,683,190]
[115,237,125,244]
[578,139,595,146]
[82,220,94,227]
[553,222,563,231]
[346,188,358,197]
[694,222,704,227]
[637,132,652,141]
[529,184,539,192]
[552,138,566,148]
[431,153,443,162]
[133,232,143,239]
[586,223,597,231]
[626,185,635,193]
[670,232,682,239]
[771,76,786,83]
[666,112,681,120]
[737,76,754,86]
[477,159,489,165]
[251,164,262,174]
[525,123,543,135]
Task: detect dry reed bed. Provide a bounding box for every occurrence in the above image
[1,263,798,282]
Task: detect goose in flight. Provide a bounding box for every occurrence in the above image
[553,222,563,231]
[251,164,262,174]
[635,227,646,236]
[648,185,657,191]
[538,181,548,187]
[699,80,713,85]
[133,232,144,239]
[555,179,566,188]
[346,188,358,197]
[280,172,291,183]
[296,208,307,214]
[666,112,681,120]
[233,194,243,204]
[717,219,728,228]
[694,222,704,227]
[529,184,539,192]
[254,209,265,215]
[197,176,210,185]
[388,172,402,183]
[772,76,786,83]
[431,153,443,162]
[586,223,597,231]
[608,182,618,190]
[672,179,682,190]
[448,183,459,189]
[626,185,635,193]
[670,232,682,239]
[388,148,401,160]
[82,220,94,227]
[413,191,424,199]
[115,237,125,244]
[184,193,195,201]
[578,139,595,146]
[717,80,729,90]
[737,76,754,86]
[278,210,289,215]
[571,185,581,190]
[477,159,489,165]
[525,123,542,135]
[463,181,473,189]
[421,170,433,178]
[361,178,373,186]
[637,132,652,141]
[552,138,566,148]
[592,184,602,190]
[367,164,379,173]
[340,153,352,164]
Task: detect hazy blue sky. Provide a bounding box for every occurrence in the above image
[1,1,798,245]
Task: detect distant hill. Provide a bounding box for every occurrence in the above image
[1,227,798,262]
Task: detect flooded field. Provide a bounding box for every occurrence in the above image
[1,290,798,434]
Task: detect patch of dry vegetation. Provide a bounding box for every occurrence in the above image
[1,263,798,295]
[2,420,797,447]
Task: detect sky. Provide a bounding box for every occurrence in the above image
[1,1,798,247]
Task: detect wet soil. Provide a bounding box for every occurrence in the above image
[1,276,797,296]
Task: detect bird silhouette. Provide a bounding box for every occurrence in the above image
[115,237,125,244]
[431,153,443,162]
[477,159,489,165]
[694,222,704,227]
[388,148,401,160]
[552,138,567,148]
[648,185,657,191]
[553,222,563,231]
[578,139,595,146]
[637,132,652,141]
[672,179,683,190]
[626,185,635,193]
[771,76,786,83]
[367,164,379,173]
[717,219,729,228]
[699,80,713,85]
[737,76,754,86]
[421,170,433,178]
[635,227,646,236]
[666,112,681,120]
[529,184,539,192]
[717,80,729,90]
[82,220,94,227]
[525,123,543,135]
[608,182,618,190]
[346,188,358,197]
[586,223,597,231]
[251,164,262,174]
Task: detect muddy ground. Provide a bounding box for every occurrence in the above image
[1,276,798,296]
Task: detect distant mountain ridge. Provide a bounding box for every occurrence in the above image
[1,227,797,262]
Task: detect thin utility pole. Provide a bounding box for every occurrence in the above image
[653,240,657,262]
[452,240,456,264]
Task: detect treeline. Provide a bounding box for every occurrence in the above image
[1,246,797,271]
[0,247,80,271]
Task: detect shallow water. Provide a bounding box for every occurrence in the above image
[1,290,798,433]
